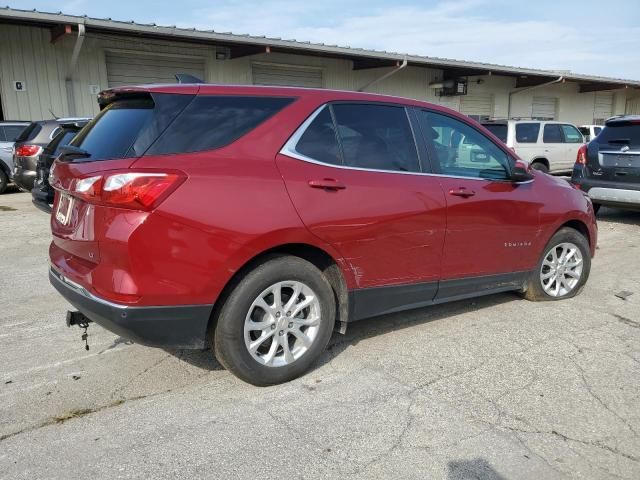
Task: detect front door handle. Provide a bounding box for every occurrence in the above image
[308,178,346,190]
[448,188,476,198]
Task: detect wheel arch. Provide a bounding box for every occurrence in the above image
[530,157,550,169]
[206,242,351,339]
[558,219,592,248]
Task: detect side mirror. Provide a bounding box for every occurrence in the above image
[511,160,534,182]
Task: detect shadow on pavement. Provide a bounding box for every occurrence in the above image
[448,458,508,480]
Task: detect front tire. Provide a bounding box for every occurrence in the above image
[530,161,549,173]
[0,170,8,194]
[213,255,336,386]
[523,227,591,301]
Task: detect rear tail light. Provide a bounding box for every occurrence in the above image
[575,144,587,165]
[15,145,43,157]
[52,170,186,210]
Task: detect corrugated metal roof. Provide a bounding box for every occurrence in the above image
[2,5,639,87]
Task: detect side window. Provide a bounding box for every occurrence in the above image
[594,127,602,136]
[331,104,420,172]
[53,131,79,155]
[419,110,511,180]
[295,107,341,165]
[148,96,294,155]
[561,124,583,143]
[543,124,563,143]
[515,123,540,143]
[0,127,6,142]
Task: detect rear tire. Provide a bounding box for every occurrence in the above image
[523,227,591,301]
[213,255,336,386]
[0,170,8,194]
[530,161,549,173]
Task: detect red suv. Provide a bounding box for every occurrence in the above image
[49,85,597,385]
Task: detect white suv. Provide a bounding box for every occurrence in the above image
[481,120,584,173]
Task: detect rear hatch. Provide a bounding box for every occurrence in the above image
[49,89,197,266]
[587,117,640,185]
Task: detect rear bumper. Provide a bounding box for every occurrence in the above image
[572,173,640,210]
[50,267,213,349]
[13,167,36,191]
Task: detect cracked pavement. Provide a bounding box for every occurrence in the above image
[1,191,639,479]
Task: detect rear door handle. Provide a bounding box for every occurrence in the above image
[448,188,476,198]
[308,178,346,190]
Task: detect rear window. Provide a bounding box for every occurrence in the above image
[2,125,28,142]
[71,100,155,160]
[515,123,540,143]
[482,124,508,143]
[147,96,294,155]
[597,123,640,148]
[15,123,42,143]
[52,130,80,155]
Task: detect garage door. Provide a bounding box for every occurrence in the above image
[252,64,323,88]
[460,94,494,120]
[593,92,613,123]
[105,52,206,87]
[625,98,640,115]
[531,96,557,120]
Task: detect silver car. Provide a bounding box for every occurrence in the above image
[0,121,30,193]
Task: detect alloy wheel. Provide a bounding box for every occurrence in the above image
[540,242,584,297]
[244,281,321,367]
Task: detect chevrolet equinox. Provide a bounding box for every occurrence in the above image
[49,85,597,385]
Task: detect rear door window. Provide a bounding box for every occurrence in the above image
[515,123,540,143]
[543,124,563,143]
[4,125,27,141]
[148,96,294,155]
[331,103,420,172]
[561,124,583,143]
[295,107,341,165]
[482,124,508,143]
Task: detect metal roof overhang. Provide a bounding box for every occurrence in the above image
[1,7,639,92]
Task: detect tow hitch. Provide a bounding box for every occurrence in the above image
[66,311,93,351]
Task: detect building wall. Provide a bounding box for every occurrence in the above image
[0,22,637,124]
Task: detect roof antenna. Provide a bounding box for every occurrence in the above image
[48,107,59,120]
[175,73,204,84]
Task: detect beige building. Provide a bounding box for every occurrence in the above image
[1,7,639,124]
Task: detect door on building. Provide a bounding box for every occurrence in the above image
[460,93,494,121]
[252,63,323,88]
[532,96,557,120]
[105,52,206,87]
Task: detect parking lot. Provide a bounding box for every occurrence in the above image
[0,190,638,479]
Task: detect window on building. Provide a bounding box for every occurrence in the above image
[515,123,540,143]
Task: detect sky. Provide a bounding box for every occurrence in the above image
[12,0,640,80]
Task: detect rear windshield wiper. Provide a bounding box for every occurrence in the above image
[607,138,631,144]
[59,145,91,161]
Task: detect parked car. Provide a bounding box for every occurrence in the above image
[13,118,90,191]
[49,85,597,385]
[482,120,585,173]
[578,125,603,142]
[0,121,30,193]
[572,115,640,213]
[32,119,90,213]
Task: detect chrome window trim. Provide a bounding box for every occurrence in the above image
[598,150,640,156]
[280,104,533,184]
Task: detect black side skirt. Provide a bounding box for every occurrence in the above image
[349,271,529,322]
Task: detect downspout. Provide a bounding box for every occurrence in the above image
[507,75,563,119]
[65,23,86,117]
[357,58,408,92]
